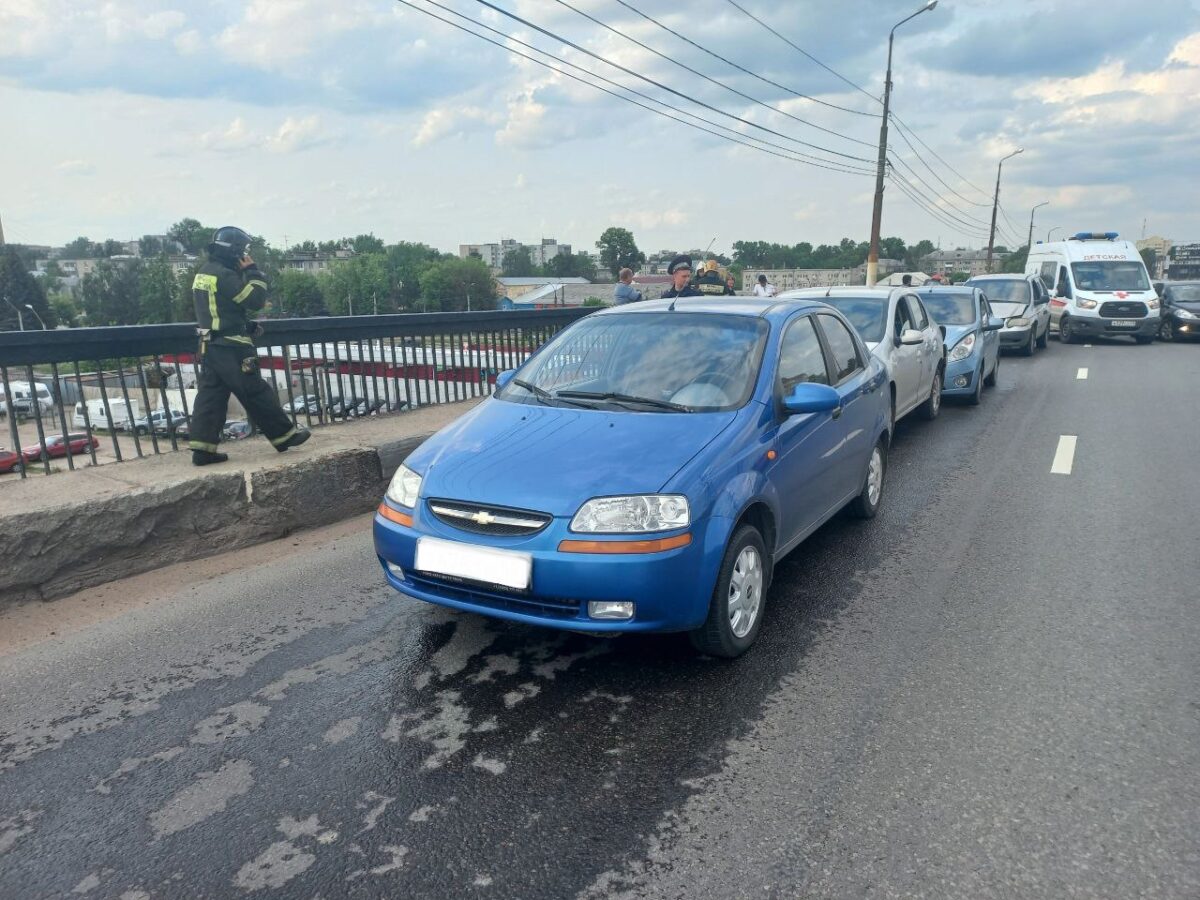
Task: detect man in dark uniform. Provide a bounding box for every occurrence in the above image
[695,259,727,296]
[661,255,702,299]
[189,226,310,466]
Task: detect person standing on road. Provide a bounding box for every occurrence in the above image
[189,226,310,466]
[901,274,913,287]
[661,255,702,299]
[752,274,777,297]
[613,268,644,305]
[695,259,727,296]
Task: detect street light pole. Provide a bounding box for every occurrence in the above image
[1046,226,1062,243]
[1026,201,1049,253]
[867,0,939,287]
[24,304,47,330]
[3,296,24,331]
[987,148,1023,273]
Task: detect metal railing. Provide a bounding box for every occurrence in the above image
[0,309,591,479]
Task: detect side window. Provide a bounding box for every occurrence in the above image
[907,295,929,329]
[777,316,830,393]
[817,315,863,384]
[892,298,909,339]
[1040,262,1056,289]
[1055,267,1070,296]
[979,296,990,321]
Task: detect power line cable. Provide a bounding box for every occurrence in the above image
[470,0,874,164]
[886,163,994,235]
[889,120,992,209]
[889,175,991,241]
[395,0,874,175]
[887,153,992,228]
[887,168,991,237]
[550,0,875,147]
[608,0,876,118]
[890,113,994,200]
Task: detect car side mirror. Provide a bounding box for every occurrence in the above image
[495,369,516,390]
[899,328,924,346]
[783,382,841,415]
[985,316,1004,331]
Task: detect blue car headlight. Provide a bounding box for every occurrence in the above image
[570,495,690,533]
[948,332,976,361]
[385,464,422,508]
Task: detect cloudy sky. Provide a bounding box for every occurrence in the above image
[2,0,1198,256]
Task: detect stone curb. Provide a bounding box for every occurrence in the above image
[0,434,429,610]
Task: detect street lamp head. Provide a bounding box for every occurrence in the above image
[925,0,938,9]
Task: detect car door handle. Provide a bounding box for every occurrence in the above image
[832,405,843,420]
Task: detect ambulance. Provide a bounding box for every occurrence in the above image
[1026,232,1159,343]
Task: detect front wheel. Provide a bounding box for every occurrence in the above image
[1059,316,1078,344]
[985,354,999,387]
[1037,323,1049,349]
[690,525,768,659]
[1022,329,1036,357]
[917,369,942,421]
[849,438,887,519]
[1159,319,1174,342]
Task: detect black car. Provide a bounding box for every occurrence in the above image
[1158,282,1200,341]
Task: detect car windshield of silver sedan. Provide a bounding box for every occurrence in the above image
[1071,261,1150,292]
[921,294,976,326]
[500,312,769,413]
[976,280,1031,304]
[818,296,887,343]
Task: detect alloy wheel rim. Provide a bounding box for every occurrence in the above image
[1162,321,1173,340]
[931,374,941,412]
[866,446,883,506]
[727,546,763,638]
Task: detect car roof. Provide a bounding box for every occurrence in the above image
[780,286,895,299]
[966,274,1030,281]
[595,297,828,318]
[917,285,980,296]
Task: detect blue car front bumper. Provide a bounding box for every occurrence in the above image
[941,354,980,397]
[373,502,728,633]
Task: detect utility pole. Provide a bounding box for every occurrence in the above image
[987,148,1023,273]
[1027,201,1049,253]
[867,1,939,287]
[4,296,24,331]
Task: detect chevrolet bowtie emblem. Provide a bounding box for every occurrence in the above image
[470,510,496,526]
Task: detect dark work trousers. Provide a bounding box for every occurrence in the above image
[187,341,296,452]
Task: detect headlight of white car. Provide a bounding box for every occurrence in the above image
[1173,307,1195,319]
[1006,317,1032,328]
[948,332,976,361]
[385,464,422,508]
[570,495,690,533]
[1077,298,1098,309]
[1146,298,1160,309]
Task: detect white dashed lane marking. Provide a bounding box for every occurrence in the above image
[1051,435,1078,475]
[1077,367,1088,380]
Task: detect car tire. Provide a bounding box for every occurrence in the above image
[1022,329,1036,357]
[968,367,983,405]
[1159,319,1174,342]
[1037,324,1049,349]
[985,355,998,387]
[690,525,768,659]
[1059,316,1078,344]
[849,437,887,519]
[916,369,942,421]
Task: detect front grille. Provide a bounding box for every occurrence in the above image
[406,572,581,619]
[428,499,551,536]
[1099,301,1147,318]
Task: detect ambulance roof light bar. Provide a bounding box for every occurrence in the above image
[1070,232,1120,241]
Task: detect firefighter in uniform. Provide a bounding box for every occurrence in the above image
[661,255,702,299]
[188,226,310,466]
[694,259,727,296]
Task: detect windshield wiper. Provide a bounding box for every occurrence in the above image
[554,390,688,412]
[511,378,593,409]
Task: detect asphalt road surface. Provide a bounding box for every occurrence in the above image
[2,337,1198,899]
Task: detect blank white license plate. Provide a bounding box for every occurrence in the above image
[415,537,532,591]
[1110,320,1138,328]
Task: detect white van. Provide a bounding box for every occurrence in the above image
[0,381,54,416]
[73,398,139,431]
[1026,232,1160,343]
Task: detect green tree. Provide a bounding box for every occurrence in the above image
[139,256,179,323]
[596,227,645,278]
[905,239,936,270]
[101,239,128,258]
[318,253,391,315]
[50,293,80,328]
[62,236,100,259]
[386,242,446,309]
[546,252,598,280]
[419,258,497,312]
[501,247,535,277]
[880,236,907,261]
[0,247,56,330]
[275,270,327,317]
[1001,246,1029,274]
[139,234,173,256]
[80,260,143,325]
[291,240,318,252]
[167,218,213,254]
[175,264,202,322]
[949,271,971,283]
[351,234,385,254]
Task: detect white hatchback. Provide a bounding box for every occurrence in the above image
[779,287,945,428]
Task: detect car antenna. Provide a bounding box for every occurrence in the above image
[825,286,833,297]
[668,295,679,311]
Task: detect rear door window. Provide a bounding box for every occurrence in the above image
[816,315,864,384]
[777,316,831,394]
[1040,262,1056,289]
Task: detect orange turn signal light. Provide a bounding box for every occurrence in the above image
[377,503,413,527]
[558,533,692,554]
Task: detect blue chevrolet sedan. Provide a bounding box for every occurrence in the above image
[374,298,891,657]
[920,286,1003,405]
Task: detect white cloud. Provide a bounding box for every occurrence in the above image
[267,115,333,153]
[412,105,501,148]
[55,159,96,175]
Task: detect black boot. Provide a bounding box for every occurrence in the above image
[275,429,311,453]
[192,449,229,466]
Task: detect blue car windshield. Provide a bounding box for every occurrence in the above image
[1071,261,1150,292]
[921,293,976,325]
[817,296,887,343]
[501,312,769,412]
